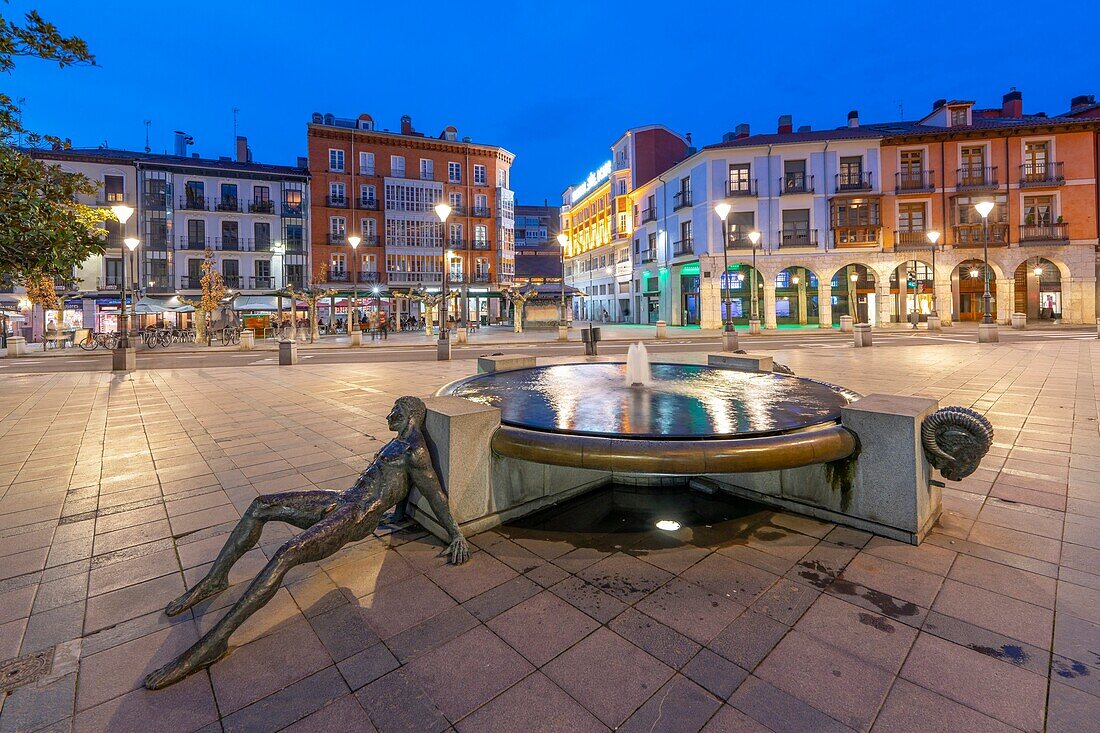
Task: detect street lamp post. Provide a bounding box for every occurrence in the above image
[747,230,761,333]
[348,235,361,344]
[556,233,569,340]
[714,204,732,332]
[927,230,941,318]
[110,206,135,370]
[434,203,452,360]
[974,200,995,325]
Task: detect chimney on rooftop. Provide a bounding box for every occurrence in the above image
[932,98,947,111]
[1071,94,1096,110]
[848,110,859,128]
[400,115,414,135]
[1001,89,1023,119]
[173,131,193,157]
[777,115,793,134]
[235,135,251,163]
[735,123,750,138]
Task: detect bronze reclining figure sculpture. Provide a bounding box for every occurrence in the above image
[145,396,466,689]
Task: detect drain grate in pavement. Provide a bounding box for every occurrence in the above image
[0,647,54,694]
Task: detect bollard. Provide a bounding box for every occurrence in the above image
[581,326,601,356]
[655,320,667,339]
[278,339,298,365]
[748,319,762,335]
[839,315,854,333]
[926,315,941,332]
[437,337,451,361]
[853,323,872,348]
[978,323,999,343]
[6,335,27,357]
[722,328,739,352]
[239,329,255,351]
[456,327,468,344]
[1011,313,1026,330]
[350,329,363,347]
[558,324,569,342]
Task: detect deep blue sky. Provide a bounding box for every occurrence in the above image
[8,0,1098,204]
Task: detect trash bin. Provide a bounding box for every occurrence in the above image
[581,326,602,356]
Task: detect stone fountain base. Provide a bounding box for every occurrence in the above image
[413,364,945,546]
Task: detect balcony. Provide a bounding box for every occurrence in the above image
[471,239,491,251]
[222,275,243,289]
[326,195,348,208]
[180,276,204,289]
[896,170,935,193]
[728,179,757,197]
[96,193,126,206]
[1019,162,1064,187]
[473,273,491,284]
[641,207,658,223]
[780,173,813,195]
[673,238,694,256]
[215,198,241,213]
[327,233,350,245]
[360,235,379,246]
[96,276,122,290]
[956,166,998,191]
[1019,222,1069,244]
[282,202,304,217]
[832,228,881,248]
[448,273,467,284]
[472,206,492,218]
[357,197,380,211]
[727,233,757,249]
[952,223,1009,247]
[641,249,657,263]
[446,239,469,250]
[142,192,169,208]
[776,228,819,248]
[249,199,276,214]
[327,271,350,283]
[893,230,938,250]
[145,279,173,294]
[286,276,305,290]
[420,171,436,181]
[251,276,275,289]
[179,196,209,211]
[216,236,244,251]
[836,171,873,192]
[448,205,466,216]
[178,236,210,251]
[254,239,274,252]
[673,190,693,210]
[357,271,381,284]
[387,271,443,286]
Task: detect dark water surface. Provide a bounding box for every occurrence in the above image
[444,363,856,439]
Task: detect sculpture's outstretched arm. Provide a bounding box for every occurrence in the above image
[409,443,470,564]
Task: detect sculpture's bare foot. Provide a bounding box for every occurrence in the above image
[164,577,228,617]
[440,536,470,565]
[143,640,228,690]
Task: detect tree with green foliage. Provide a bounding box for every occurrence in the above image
[0,7,110,282]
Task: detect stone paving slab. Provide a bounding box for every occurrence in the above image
[0,340,1097,731]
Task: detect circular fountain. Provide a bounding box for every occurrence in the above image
[439,347,861,475]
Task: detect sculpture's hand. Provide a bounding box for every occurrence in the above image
[440,536,470,565]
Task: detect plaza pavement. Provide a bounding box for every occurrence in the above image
[0,340,1098,732]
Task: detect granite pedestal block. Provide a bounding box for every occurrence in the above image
[456,327,468,344]
[477,354,536,373]
[1011,313,1026,330]
[853,323,872,347]
[708,352,773,373]
[239,330,255,350]
[839,316,853,333]
[437,338,451,361]
[350,330,362,347]
[278,339,297,365]
[979,323,1000,343]
[558,325,569,341]
[111,346,135,371]
[748,319,762,335]
[6,336,26,357]
[655,320,667,339]
[722,330,739,352]
[926,315,941,332]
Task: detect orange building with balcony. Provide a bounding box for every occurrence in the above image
[307,113,514,324]
[881,92,1099,322]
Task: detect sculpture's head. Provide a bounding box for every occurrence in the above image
[388,396,427,434]
[921,406,994,481]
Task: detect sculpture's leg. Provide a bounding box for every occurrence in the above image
[164,490,341,616]
[146,500,380,690]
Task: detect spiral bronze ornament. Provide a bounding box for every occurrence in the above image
[921,406,994,481]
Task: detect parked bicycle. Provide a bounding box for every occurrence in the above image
[78,331,119,351]
[141,328,173,348]
[218,325,241,346]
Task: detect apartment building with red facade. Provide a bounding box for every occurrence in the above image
[307,113,515,322]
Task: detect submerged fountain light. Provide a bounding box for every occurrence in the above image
[655,520,681,531]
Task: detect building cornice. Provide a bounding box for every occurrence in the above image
[307,124,514,164]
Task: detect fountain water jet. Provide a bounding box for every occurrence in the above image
[624,342,651,387]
